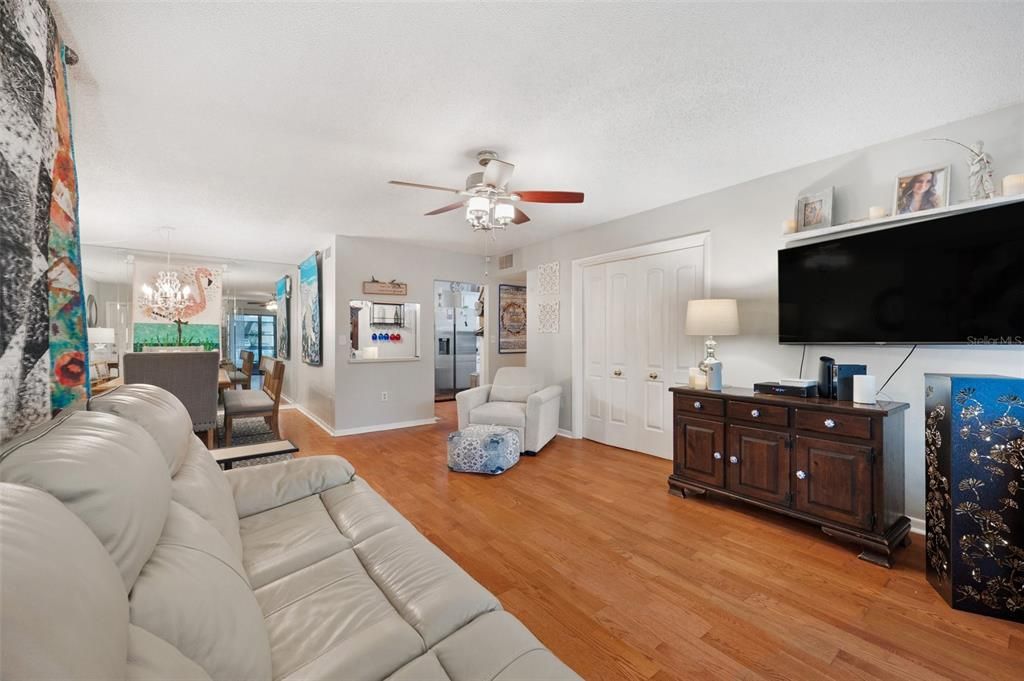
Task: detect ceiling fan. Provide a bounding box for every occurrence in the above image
[389,150,584,232]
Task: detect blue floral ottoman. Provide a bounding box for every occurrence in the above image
[447,425,521,475]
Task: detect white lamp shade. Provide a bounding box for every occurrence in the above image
[88,327,116,344]
[494,202,515,222]
[684,299,739,336]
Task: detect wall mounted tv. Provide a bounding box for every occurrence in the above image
[778,199,1024,345]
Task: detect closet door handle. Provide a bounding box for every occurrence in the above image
[613,369,622,377]
[649,372,658,380]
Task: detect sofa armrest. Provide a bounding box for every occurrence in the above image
[225,455,356,518]
[525,385,563,453]
[455,384,491,429]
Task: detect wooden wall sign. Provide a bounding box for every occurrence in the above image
[362,278,408,296]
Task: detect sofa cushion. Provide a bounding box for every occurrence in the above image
[489,383,540,403]
[171,435,244,559]
[223,388,274,415]
[239,495,352,589]
[130,502,272,681]
[128,625,212,681]
[226,456,356,518]
[89,383,193,475]
[0,483,129,681]
[432,611,580,681]
[320,477,412,544]
[355,525,501,648]
[0,409,170,590]
[469,401,527,429]
[258,551,425,681]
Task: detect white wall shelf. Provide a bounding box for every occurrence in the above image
[781,194,1024,246]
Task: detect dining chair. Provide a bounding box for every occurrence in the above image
[222,360,285,447]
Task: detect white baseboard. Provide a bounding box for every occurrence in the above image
[290,403,336,437]
[909,515,925,535]
[333,417,439,437]
[556,428,578,439]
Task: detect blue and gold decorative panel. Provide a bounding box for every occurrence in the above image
[925,374,1024,622]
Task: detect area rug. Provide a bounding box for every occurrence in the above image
[215,413,293,467]
[1,0,89,442]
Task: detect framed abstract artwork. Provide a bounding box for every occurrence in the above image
[498,284,527,354]
[299,254,322,366]
[276,275,291,360]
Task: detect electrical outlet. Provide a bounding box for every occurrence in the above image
[381,391,389,402]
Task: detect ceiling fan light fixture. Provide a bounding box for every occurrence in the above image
[466,196,490,225]
[494,202,515,226]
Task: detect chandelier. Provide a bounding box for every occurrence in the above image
[140,228,192,344]
[465,196,516,232]
[141,269,190,320]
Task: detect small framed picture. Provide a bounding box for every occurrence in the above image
[893,165,950,215]
[796,187,834,231]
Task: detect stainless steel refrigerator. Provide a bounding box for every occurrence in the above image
[434,284,479,401]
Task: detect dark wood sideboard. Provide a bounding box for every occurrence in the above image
[668,386,911,567]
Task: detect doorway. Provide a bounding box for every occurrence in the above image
[434,280,482,402]
[575,235,708,459]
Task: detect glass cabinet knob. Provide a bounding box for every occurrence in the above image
[796,470,808,480]
[751,409,760,418]
[729,455,739,464]
[713,452,722,460]
[824,418,836,429]
[694,401,702,409]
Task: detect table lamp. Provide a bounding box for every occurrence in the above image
[684,299,739,391]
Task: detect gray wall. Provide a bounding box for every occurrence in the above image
[279,238,337,429]
[518,103,1024,520]
[332,236,487,432]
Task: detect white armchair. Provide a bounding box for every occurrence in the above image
[456,367,562,453]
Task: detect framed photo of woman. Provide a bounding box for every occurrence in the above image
[893,166,950,215]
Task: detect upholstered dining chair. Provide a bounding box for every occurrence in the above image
[228,350,255,390]
[122,350,220,447]
[222,360,285,447]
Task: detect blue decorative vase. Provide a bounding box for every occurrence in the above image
[925,374,1024,622]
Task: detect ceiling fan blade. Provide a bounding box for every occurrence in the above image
[515,191,584,204]
[482,159,514,188]
[512,207,530,224]
[424,201,466,216]
[389,180,461,193]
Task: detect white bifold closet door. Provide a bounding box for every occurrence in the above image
[582,246,704,458]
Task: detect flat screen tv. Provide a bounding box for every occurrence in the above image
[778,199,1024,344]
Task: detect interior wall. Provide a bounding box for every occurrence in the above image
[279,239,336,430]
[519,103,1024,520]
[333,236,486,432]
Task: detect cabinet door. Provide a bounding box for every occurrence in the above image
[674,416,724,487]
[725,425,791,506]
[793,436,874,530]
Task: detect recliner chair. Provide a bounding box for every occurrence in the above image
[456,367,562,454]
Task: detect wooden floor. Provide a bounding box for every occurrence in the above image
[278,403,1024,680]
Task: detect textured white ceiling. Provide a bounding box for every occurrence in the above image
[57,1,1024,263]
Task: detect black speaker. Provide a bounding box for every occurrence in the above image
[835,364,867,401]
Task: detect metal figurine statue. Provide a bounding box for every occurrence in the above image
[928,138,996,200]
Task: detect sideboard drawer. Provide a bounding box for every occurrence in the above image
[676,394,724,417]
[728,400,788,427]
[795,409,872,440]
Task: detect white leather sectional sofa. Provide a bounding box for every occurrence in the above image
[0,384,580,681]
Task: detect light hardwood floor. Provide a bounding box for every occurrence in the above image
[277,402,1023,680]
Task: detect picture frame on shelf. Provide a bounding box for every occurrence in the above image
[796,187,834,231]
[894,165,950,215]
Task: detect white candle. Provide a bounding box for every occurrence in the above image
[782,218,798,234]
[693,373,707,390]
[868,206,887,220]
[689,367,701,388]
[1002,174,1024,197]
